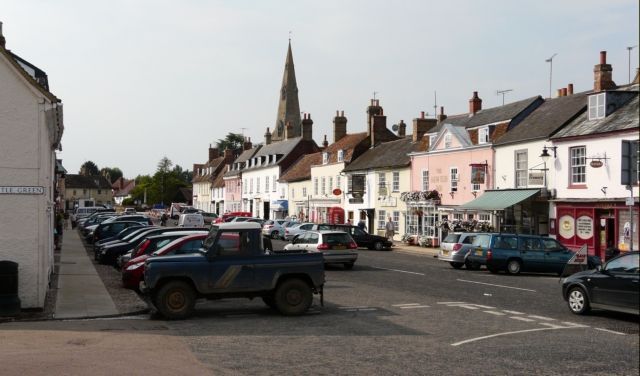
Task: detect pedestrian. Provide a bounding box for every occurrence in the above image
[160,212,168,226]
[357,219,367,232]
[54,210,64,250]
[385,217,395,241]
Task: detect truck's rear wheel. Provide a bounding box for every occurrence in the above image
[155,281,196,320]
[274,279,312,316]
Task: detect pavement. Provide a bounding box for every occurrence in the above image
[49,231,436,320]
[54,229,119,319]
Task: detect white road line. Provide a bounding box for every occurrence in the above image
[473,304,496,309]
[339,306,372,309]
[456,304,480,310]
[437,301,467,305]
[528,315,555,321]
[540,322,566,329]
[393,303,421,307]
[451,326,584,346]
[456,279,536,292]
[345,308,377,312]
[510,316,535,322]
[561,321,587,327]
[594,327,626,335]
[400,305,430,309]
[371,266,425,276]
[483,310,506,316]
[502,310,525,315]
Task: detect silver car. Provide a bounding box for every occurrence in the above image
[438,232,482,269]
[285,230,358,269]
[284,222,315,240]
[262,219,288,239]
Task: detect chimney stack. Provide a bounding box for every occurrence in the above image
[594,51,616,91]
[209,146,219,161]
[469,91,482,115]
[264,127,272,145]
[370,114,387,147]
[322,135,329,148]
[567,83,574,96]
[301,113,313,141]
[397,120,406,137]
[437,106,447,123]
[0,22,6,48]
[366,99,383,131]
[333,110,347,143]
[223,148,233,161]
[413,112,437,142]
[243,137,252,151]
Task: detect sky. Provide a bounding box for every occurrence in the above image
[2,0,639,178]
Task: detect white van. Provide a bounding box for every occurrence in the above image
[70,207,100,227]
[177,213,204,228]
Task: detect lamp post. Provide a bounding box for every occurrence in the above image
[539,146,554,188]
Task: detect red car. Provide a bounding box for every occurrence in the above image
[214,211,252,224]
[121,233,207,290]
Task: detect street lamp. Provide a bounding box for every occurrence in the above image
[539,146,557,162]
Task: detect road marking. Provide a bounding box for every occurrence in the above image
[540,322,566,329]
[339,306,372,309]
[510,316,535,322]
[483,310,506,316]
[437,301,467,305]
[456,279,536,292]
[528,315,555,321]
[345,308,377,312]
[502,310,525,315]
[451,326,584,346]
[400,305,430,309]
[393,303,421,307]
[371,266,425,276]
[594,327,626,335]
[473,304,496,309]
[456,304,479,310]
[561,321,587,327]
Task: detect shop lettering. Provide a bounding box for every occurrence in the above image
[0,186,45,195]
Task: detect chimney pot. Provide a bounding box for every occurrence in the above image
[561,88,567,96]
[420,111,425,119]
[341,110,344,116]
[600,51,607,65]
[336,110,339,116]
[567,83,574,95]
[557,89,563,97]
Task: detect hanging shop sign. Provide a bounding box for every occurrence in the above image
[470,164,486,184]
[590,160,603,168]
[528,172,544,185]
[0,186,45,195]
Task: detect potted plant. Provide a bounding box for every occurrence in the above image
[401,234,415,245]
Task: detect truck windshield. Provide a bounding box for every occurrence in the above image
[203,226,219,250]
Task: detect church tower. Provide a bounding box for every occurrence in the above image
[272,41,301,142]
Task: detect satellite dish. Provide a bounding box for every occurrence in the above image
[392,124,399,131]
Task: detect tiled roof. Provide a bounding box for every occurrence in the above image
[0,46,58,102]
[279,152,323,182]
[343,137,421,172]
[192,156,225,183]
[322,132,369,164]
[552,90,639,139]
[255,137,302,158]
[65,174,112,189]
[463,96,542,129]
[212,170,226,188]
[224,146,262,178]
[112,178,135,197]
[494,92,588,146]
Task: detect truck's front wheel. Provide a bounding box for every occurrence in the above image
[274,279,312,316]
[154,281,196,320]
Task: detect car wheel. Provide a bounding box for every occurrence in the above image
[154,281,196,320]
[567,286,591,315]
[465,259,480,270]
[271,230,279,239]
[262,296,277,309]
[506,259,521,275]
[274,278,312,316]
[449,262,464,269]
[373,241,384,251]
[344,262,355,270]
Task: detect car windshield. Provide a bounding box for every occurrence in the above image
[203,226,219,250]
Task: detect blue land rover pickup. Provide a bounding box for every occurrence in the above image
[140,222,325,319]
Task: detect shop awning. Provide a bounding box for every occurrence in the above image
[271,200,288,211]
[457,189,540,211]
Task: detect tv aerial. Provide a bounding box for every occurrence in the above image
[496,89,513,106]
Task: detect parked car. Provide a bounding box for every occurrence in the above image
[200,211,218,225]
[117,230,207,269]
[285,230,358,269]
[177,213,205,227]
[121,233,207,290]
[262,219,288,239]
[90,221,147,244]
[466,233,601,275]
[93,225,148,252]
[140,222,325,319]
[123,208,136,214]
[312,224,392,251]
[284,222,315,241]
[214,211,252,224]
[562,251,639,315]
[438,233,483,269]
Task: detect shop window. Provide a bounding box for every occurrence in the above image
[515,150,528,188]
[453,213,463,220]
[570,146,586,185]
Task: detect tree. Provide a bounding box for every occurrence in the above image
[216,133,244,152]
[100,167,123,184]
[79,161,99,176]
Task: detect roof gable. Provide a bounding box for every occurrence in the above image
[431,124,471,151]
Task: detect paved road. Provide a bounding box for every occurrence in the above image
[2,245,638,375]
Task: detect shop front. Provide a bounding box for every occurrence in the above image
[270,199,288,219]
[308,197,341,223]
[554,200,639,258]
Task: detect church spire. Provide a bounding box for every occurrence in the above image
[272,40,301,141]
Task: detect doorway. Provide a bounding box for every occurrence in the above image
[263,202,270,220]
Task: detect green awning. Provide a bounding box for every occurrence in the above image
[457,189,540,211]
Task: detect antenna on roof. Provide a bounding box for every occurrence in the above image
[433,91,437,119]
[545,53,557,99]
[240,128,248,137]
[496,89,513,106]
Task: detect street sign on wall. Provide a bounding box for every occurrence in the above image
[0,186,45,195]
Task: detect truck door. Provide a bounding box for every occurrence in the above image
[208,230,256,292]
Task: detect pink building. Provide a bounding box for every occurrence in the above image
[223,141,260,213]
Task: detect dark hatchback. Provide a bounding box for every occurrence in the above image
[311,224,393,251]
[562,251,639,315]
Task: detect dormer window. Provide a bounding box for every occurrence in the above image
[444,134,452,149]
[429,135,436,148]
[337,150,344,162]
[588,93,605,120]
[322,152,328,164]
[478,127,489,144]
